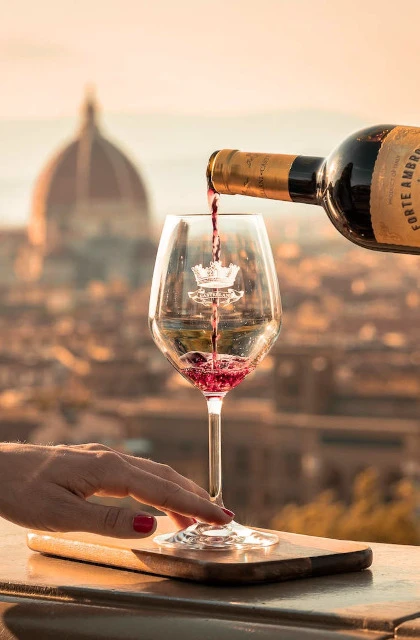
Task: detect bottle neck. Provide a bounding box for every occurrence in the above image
[207,150,324,205]
[288,155,324,205]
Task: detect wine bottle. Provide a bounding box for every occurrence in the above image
[207,125,420,254]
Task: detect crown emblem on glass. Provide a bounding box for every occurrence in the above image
[189,261,244,307]
[191,261,240,288]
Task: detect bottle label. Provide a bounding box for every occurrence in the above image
[211,150,297,201]
[371,126,420,247]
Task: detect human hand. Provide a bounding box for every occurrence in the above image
[0,443,233,538]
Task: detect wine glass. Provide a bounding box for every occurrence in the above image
[149,213,282,550]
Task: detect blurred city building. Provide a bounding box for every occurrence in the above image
[5,89,155,288]
[0,100,418,534]
[0,228,417,528]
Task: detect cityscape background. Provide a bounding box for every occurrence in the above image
[0,0,419,542]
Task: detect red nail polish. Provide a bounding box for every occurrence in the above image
[133,515,155,533]
[222,508,235,518]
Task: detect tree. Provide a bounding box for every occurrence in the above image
[271,468,419,545]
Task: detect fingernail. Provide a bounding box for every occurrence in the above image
[191,518,197,523]
[133,515,155,533]
[222,508,235,518]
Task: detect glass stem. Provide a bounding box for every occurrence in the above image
[206,395,224,507]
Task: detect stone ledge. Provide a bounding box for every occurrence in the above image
[0,518,417,638]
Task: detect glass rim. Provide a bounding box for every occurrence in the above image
[164,212,263,219]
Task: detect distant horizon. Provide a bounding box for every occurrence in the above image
[0,106,368,232]
[3,0,420,231]
[0,104,372,123]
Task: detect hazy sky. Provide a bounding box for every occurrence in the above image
[2,0,420,228]
[1,0,420,122]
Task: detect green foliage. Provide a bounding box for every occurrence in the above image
[272,468,420,545]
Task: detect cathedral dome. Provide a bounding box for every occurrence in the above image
[29,90,150,249]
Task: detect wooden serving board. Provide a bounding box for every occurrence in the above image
[27,517,372,585]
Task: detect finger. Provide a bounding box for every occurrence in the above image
[166,511,196,530]
[71,450,232,526]
[54,493,158,539]
[125,458,210,501]
[125,467,232,525]
[90,491,196,529]
[70,445,209,502]
[67,443,109,451]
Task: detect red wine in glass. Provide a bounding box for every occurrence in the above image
[180,351,255,394]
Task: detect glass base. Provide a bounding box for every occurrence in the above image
[154,521,278,551]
